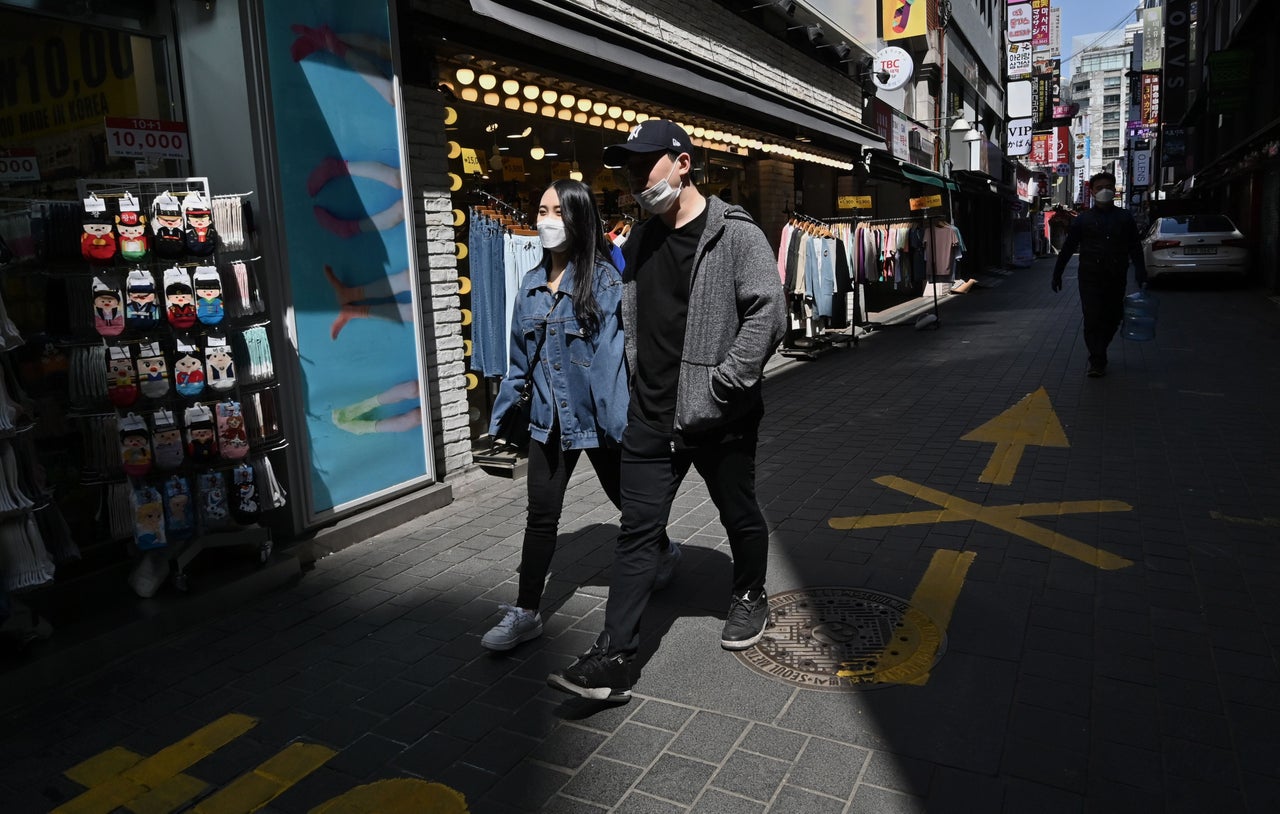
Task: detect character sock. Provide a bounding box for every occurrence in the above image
[204,334,236,392]
[163,475,195,542]
[152,409,184,470]
[232,462,259,523]
[125,269,160,330]
[164,267,196,329]
[216,401,249,460]
[184,404,218,463]
[173,337,205,398]
[92,276,125,337]
[151,191,186,259]
[132,485,167,550]
[119,412,153,476]
[192,265,224,325]
[106,345,138,407]
[135,341,169,400]
[81,198,117,264]
[197,471,231,530]
[116,194,150,261]
[182,191,218,256]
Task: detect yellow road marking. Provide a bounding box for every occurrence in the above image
[126,773,209,814]
[961,387,1070,485]
[310,779,470,813]
[830,476,1133,570]
[194,742,337,814]
[1210,511,1280,528]
[65,747,145,787]
[54,714,257,814]
[899,549,976,686]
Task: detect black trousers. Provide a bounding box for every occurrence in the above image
[603,416,769,656]
[1078,270,1127,368]
[518,431,621,610]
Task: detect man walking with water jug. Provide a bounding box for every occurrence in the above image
[1051,171,1148,377]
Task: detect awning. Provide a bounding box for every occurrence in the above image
[864,149,959,191]
[467,0,884,153]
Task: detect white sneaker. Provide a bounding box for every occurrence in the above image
[654,540,682,591]
[481,604,543,651]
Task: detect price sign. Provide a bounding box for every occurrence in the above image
[0,149,40,182]
[105,117,190,160]
[460,148,482,175]
[910,194,943,211]
[838,195,873,210]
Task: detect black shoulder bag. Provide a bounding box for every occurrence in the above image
[491,292,563,449]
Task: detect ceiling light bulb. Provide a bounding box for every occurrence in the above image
[577,98,592,112]
[622,109,636,122]
[483,92,500,106]
[541,104,556,117]
[635,113,650,123]
[522,100,538,113]
[502,79,519,94]
[589,115,602,127]
[573,111,588,123]
[608,106,622,118]
[593,102,607,115]
[523,84,540,100]
[530,145,545,160]
[455,68,475,85]
[560,93,575,108]
[542,89,557,104]
[460,87,479,102]
[504,97,519,109]
[478,73,497,90]
[557,109,571,120]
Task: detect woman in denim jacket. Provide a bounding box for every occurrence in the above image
[483,180,674,650]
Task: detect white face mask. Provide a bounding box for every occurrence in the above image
[537,217,568,251]
[1093,188,1115,205]
[635,159,681,214]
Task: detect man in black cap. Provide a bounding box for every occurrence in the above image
[548,120,787,702]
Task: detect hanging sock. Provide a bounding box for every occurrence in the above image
[106,344,139,408]
[116,194,150,261]
[164,267,197,329]
[131,485,167,551]
[173,337,205,398]
[125,269,161,330]
[204,334,236,392]
[182,191,218,256]
[184,404,218,463]
[151,191,186,259]
[152,409,184,470]
[252,454,288,510]
[80,200,117,264]
[231,462,259,523]
[216,401,249,460]
[192,265,224,325]
[119,412,153,477]
[135,341,169,400]
[163,475,195,542]
[197,471,231,531]
[92,277,125,337]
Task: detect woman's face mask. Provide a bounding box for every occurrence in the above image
[634,157,681,214]
[537,217,569,251]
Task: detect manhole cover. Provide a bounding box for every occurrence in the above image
[736,587,946,691]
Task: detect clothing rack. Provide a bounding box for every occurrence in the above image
[472,190,529,225]
[854,212,945,331]
[778,210,858,360]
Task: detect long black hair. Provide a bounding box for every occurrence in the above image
[544,179,614,337]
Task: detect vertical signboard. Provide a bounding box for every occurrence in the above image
[1030,134,1048,165]
[1048,7,1061,56]
[1141,7,1163,71]
[1140,73,1161,125]
[1008,2,1033,42]
[881,0,927,40]
[1031,0,1050,47]
[263,1,433,514]
[1132,148,1152,188]
[1007,42,1033,79]
[1162,0,1190,124]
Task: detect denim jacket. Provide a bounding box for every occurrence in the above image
[489,259,628,449]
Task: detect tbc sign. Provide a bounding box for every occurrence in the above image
[873,46,914,91]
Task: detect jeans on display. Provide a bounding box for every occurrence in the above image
[503,233,543,357]
[808,237,836,319]
[517,427,622,610]
[470,215,508,377]
[603,416,769,656]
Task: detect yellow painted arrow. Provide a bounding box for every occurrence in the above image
[961,387,1069,485]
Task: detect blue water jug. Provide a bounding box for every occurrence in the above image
[1122,289,1158,341]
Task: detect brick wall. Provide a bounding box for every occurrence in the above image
[402,84,472,478]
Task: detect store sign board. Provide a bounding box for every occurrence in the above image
[1008,3,1034,42]
[264,0,433,515]
[501,156,526,180]
[0,148,40,182]
[1007,118,1033,156]
[460,148,482,175]
[881,0,927,40]
[104,117,190,161]
[891,114,910,160]
[1132,148,1152,188]
[1141,7,1163,71]
[1031,0,1050,46]
[1140,73,1160,125]
[1048,7,1061,56]
[838,195,873,210]
[909,194,943,210]
[1050,126,1070,164]
[1007,80,1033,118]
[1162,0,1190,124]
[873,46,915,91]
[1007,42,1033,79]
[1030,133,1048,165]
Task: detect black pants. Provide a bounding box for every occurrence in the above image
[603,416,769,656]
[1078,270,1127,368]
[518,431,621,610]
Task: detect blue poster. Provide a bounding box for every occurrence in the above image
[263,1,429,513]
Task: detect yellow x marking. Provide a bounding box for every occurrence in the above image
[829,476,1134,570]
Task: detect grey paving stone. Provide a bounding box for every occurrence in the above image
[615,791,687,814]
[849,784,928,814]
[861,751,935,796]
[433,761,500,803]
[635,753,717,805]
[502,698,562,740]
[596,721,677,767]
[306,706,387,750]
[533,724,608,769]
[766,785,843,814]
[710,750,790,802]
[629,700,695,732]
[372,702,446,746]
[484,761,571,810]
[458,731,539,775]
[541,795,609,813]
[1001,777,1085,814]
[435,701,513,743]
[787,737,867,800]
[324,733,403,781]
[559,756,644,807]
[668,711,750,764]
[690,788,766,814]
[418,677,485,711]
[739,723,807,762]
[394,731,471,774]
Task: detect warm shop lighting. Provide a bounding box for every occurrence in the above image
[460,87,479,102]
[483,92,500,106]
[622,109,636,122]
[608,106,622,118]
[592,101,607,115]
[522,100,538,113]
[589,115,602,127]
[573,111,588,123]
[455,68,475,85]
[478,73,497,90]
[523,84,540,100]
[542,89,558,104]
[559,93,576,108]
[577,98,592,112]
[502,79,519,95]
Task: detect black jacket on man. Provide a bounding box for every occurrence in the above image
[1053,205,1147,284]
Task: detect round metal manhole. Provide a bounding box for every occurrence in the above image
[736,587,946,691]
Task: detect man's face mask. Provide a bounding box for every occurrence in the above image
[1093,187,1116,205]
[635,157,681,214]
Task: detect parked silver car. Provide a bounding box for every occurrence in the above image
[1142,214,1250,281]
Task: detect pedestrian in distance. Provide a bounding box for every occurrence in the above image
[548,120,787,702]
[481,179,679,652]
[1051,171,1147,378]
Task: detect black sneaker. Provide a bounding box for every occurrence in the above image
[547,640,632,702]
[721,590,769,650]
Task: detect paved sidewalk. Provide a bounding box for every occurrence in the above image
[2,259,1279,813]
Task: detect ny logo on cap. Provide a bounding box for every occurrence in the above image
[627,123,644,142]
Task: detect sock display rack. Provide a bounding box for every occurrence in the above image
[0,177,287,598]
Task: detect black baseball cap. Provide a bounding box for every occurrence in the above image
[602,120,694,167]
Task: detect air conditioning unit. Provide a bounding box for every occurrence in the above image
[908,129,923,151]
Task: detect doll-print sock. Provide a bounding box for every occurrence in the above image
[204,334,235,392]
[136,341,169,400]
[197,471,231,530]
[81,202,117,264]
[106,345,138,408]
[216,401,249,460]
[151,192,186,259]
[116,195,150,262]
[152,409,184,470]
[92,276,125,337]
[164,267,197,329]
[125,269,160,330]
[182,191,218,257]
[184,404,218,463]
[163,475,195,541]
[119,412,153,477]
[173,337,205,398]
[132,485,167,550]
[232,462,259,522]
[193,265,224,325]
